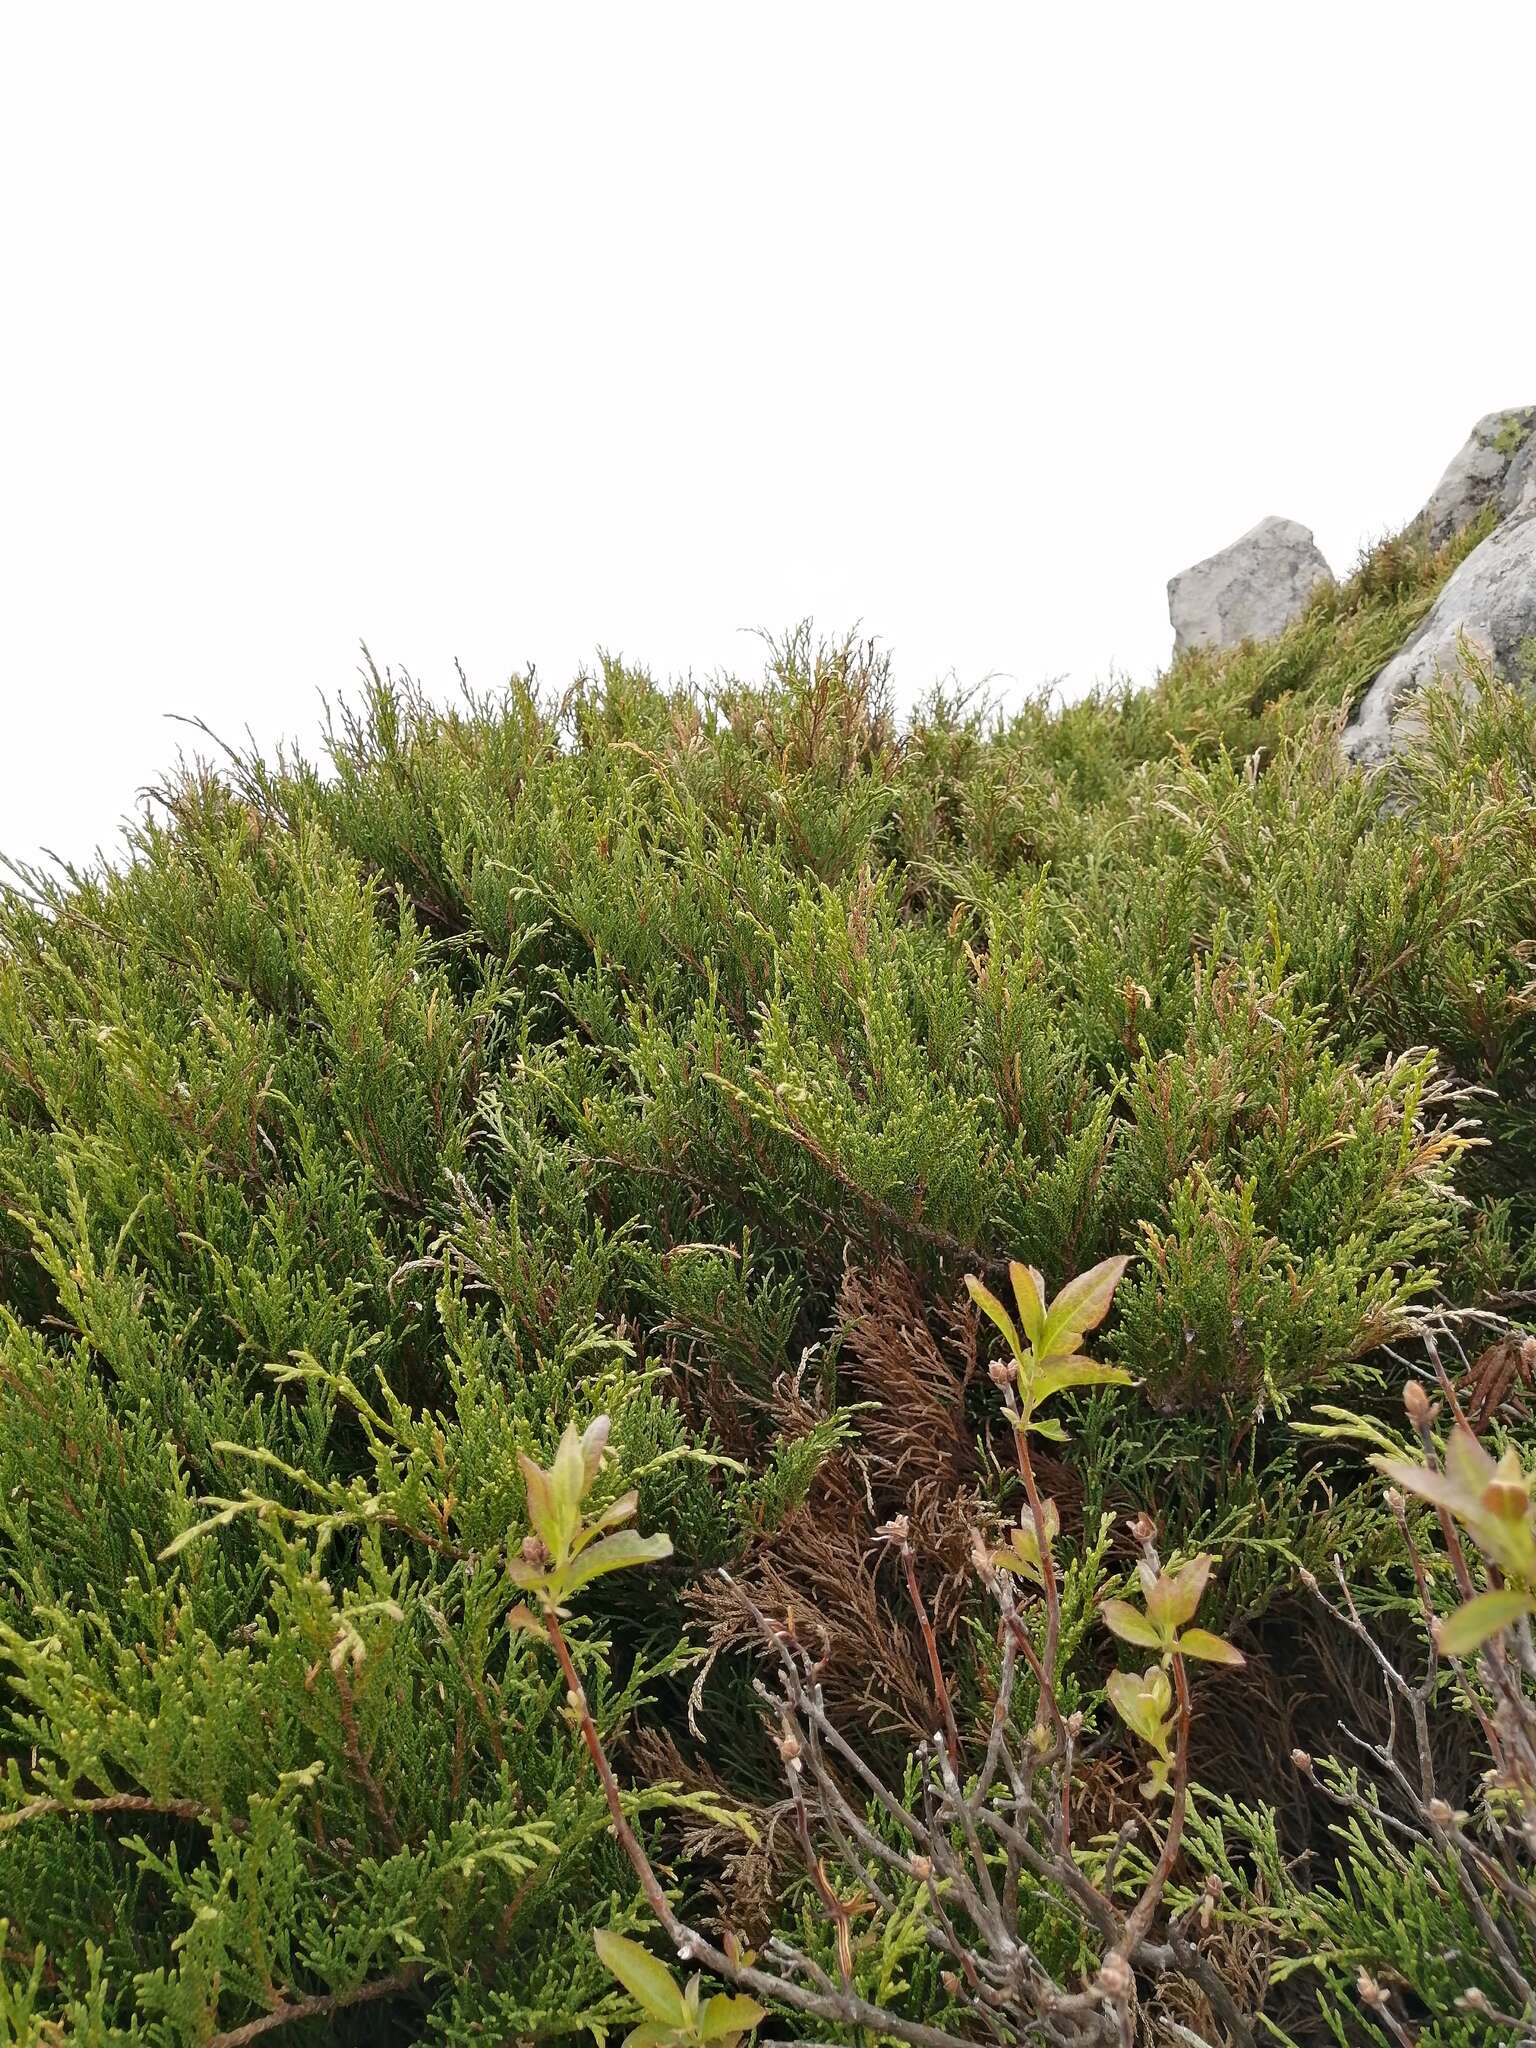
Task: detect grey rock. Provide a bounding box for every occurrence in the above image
[1418,407,1536,546]
[1501,432,1536,521]
[1343,498,1536,766]
[1168,516,1334,657]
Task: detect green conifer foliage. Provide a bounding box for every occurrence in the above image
[1,517,1534,2039]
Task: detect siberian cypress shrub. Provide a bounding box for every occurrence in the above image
[1,515,1533,2040]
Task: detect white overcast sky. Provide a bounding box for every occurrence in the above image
[3,4,1534,871]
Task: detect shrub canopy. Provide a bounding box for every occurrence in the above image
[3,521,1535,2042]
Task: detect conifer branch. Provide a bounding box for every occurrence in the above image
[205,1963,424,2046]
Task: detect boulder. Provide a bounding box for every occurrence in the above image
[1168,516,1333,657]
[1417,407,1536,545]
[1342,497,1536,766]
[1501,432,1536,521]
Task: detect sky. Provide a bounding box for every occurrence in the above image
[3,3,1534,872]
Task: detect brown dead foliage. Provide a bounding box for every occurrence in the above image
[688,1260,987,1745]
[625,1724,790,1944]
[1137,1915,1275,2046]
[1191,1596,1478,1864]
[1458,1329,1536,1431]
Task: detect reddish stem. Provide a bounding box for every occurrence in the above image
[899,1540,960,1773]
[1119,1652,1191,1958]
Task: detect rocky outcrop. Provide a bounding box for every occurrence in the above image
[1502,433,1536,521]
[1161,409,1536,763]
[1343,496,1536,766]
[1416,407,1536,545]
[1168,516,1333,657]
